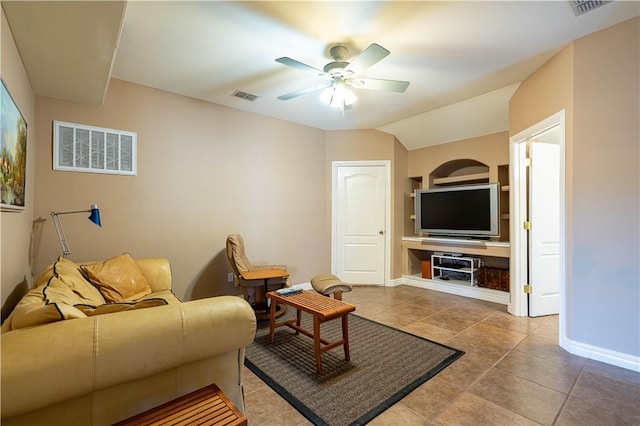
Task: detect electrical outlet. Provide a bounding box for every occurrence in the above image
[227,272,234,283]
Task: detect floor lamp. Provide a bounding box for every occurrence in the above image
[51,204,102,257]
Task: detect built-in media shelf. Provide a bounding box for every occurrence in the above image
[432,172,490,186]
[498,164,510,242]
[405,158,511,304]
[431,254,481,286]
[400,237,510,305]
[402,236,510,256]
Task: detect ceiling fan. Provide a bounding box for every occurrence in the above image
[275,43,410,109]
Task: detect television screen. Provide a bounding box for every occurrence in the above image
[415,183,499,237]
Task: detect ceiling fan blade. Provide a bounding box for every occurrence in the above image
[275,57,326,77]
[343,43,390,77]
[350,78,410,93]
[277,83,332,101]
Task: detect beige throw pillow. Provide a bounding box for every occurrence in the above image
[81,253,152,303]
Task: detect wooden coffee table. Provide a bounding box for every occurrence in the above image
[266,290,356,374]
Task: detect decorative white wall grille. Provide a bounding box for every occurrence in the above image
[569,0,610,16]
[53,121,137,175]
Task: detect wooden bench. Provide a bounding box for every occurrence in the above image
[266,290,356,374]
[113,384,247,426]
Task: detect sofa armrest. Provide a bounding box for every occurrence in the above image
[135,258,173,292]
[1,296,256,419]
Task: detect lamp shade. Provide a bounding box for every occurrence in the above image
[89,204,101,227]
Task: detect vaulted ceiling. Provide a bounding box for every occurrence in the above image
[3,1,638,150]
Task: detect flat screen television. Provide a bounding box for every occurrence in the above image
[414,183,499,238]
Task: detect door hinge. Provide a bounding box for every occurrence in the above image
[524,284,532,294]
[525,157,532,167]
[523,221,532,230]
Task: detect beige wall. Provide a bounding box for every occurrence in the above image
[509,17,639,357]
[408,131,509,184]
[570,17,638,356]
[1,8,36,320]
[325,130,396,161]
[32,95,406,298]
[509,45,574,136]
[392,136,409,279]
[33,79,329,301]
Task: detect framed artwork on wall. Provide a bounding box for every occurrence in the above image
[1,79,28,210]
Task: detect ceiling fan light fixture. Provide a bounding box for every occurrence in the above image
[319,87,332,105]
[341,87,358,107]
[320,82,357,109]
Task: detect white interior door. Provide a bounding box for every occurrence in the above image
[529,140,561,316]
[333,162,388,285]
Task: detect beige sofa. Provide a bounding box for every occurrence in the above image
[1,255,257,426]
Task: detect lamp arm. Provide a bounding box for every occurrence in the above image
[51,212,72,257]
[52,209,91,215]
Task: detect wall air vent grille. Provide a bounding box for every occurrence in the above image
[232,90,258,102]
[569,0,611,16]
[53,121,137,176]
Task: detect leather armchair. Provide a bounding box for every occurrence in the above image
[226,234,289,306]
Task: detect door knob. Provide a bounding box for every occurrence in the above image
[379,230,384,235]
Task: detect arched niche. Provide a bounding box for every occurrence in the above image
[428,159,489,187]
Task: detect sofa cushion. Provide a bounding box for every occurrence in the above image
[75,298,169,316]
[42,276,85,305]
[10,301,86,330]
[8,278,87,330]
[53,257,106,305]
[81,253,152,302]
[136,289,182,304]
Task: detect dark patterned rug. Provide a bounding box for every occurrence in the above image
[245,309,464,426]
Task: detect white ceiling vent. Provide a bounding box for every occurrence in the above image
[569,0,611,16]
[232,90,258,102]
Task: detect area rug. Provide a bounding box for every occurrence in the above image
[245,309,464,426]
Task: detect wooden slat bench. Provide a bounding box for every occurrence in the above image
[266,289,356,374]
[113,384,247,426]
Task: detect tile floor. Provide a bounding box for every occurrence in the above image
[242,285,640,425]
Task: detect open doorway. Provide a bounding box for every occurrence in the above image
[509,111,566,327]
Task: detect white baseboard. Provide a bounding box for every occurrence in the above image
[399,275,510,305]
[561,336,640,372]
[387,277,403,287]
